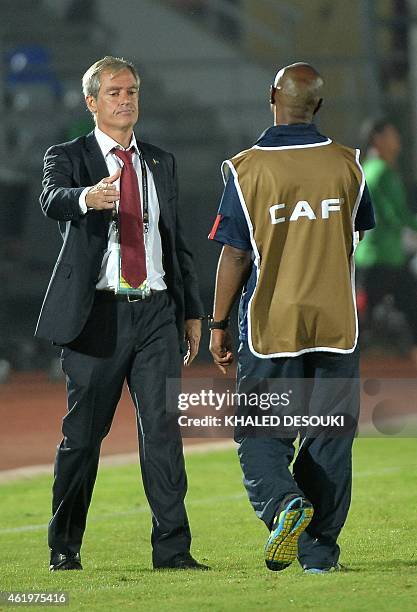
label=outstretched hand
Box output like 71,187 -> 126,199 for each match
85,169 -> 121,210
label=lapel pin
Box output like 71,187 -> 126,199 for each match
152,158 -> 159,165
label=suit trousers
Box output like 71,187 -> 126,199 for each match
48,290 -> 190,566
236,341 -> 360,569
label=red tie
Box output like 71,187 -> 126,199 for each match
114,148 -> 147,288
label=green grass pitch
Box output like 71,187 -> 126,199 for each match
0,438 -> 416,611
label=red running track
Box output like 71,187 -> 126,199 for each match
0,359 -> 415,471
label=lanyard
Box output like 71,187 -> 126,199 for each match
138,150 -> 149,233
112,148 -> 149,234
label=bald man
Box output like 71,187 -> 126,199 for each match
209,63 -> 375,573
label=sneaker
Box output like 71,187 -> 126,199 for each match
265,496 -> 314,572
304,563 -> 345,574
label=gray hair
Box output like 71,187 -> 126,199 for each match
82,56 -> 140,98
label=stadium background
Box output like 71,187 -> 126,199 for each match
0,0 -> 416,464
0,0 -> 417,612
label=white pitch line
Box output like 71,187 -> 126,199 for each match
0,492 -> 245,535
0,440 -> 236,484
354,464 -> 413,478
0,463 -> 413,536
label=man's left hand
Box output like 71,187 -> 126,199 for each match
209,329 -> 234,374
184,319 -> 202,366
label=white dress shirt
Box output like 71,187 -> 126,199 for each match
79,126 -> 166,291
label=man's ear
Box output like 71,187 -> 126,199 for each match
85,95 -> 97,115
270,85 -> 276,105
313,98 -> 323,115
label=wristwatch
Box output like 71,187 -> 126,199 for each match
208,316 -> 230,331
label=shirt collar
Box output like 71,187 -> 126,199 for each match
94,126 -> 139,157
254,123 -> 328,147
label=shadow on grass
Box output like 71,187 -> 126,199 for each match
96,566 -> 212,574
84,558 -> 417,577
353,559 -> 417,571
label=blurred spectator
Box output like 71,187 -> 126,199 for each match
356,117 -> 417,361
218,0 -> 241,41
66,0 -> 97,23
172,0 -> 241,41
42,0 -> 97,24
173,0 -> 204,10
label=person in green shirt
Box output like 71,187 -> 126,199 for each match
356,118 -> 417,358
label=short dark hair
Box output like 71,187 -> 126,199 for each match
360,117 -> 393,151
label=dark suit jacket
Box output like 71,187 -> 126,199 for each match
35,131 -> 204,346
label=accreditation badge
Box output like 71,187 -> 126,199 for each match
115,242 -> 151,297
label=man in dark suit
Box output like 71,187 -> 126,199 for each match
36,56 -> 207,572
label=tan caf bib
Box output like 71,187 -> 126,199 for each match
223,140 -> 365,357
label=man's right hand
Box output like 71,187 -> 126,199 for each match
85,169 -> 121,210
210,329 -> 234,374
